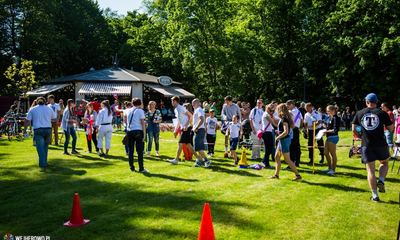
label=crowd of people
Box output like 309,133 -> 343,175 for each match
20,92 -> 398,202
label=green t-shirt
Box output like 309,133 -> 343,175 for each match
210,105 -> 218,116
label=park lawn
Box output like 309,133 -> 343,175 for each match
0,130 -> 399,240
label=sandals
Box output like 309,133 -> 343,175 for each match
268,175 -> 279,179
292,175 -> 302,181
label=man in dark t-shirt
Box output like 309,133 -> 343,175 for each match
352,93 -> 394,203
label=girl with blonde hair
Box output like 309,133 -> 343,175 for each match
268,103 -> 302,180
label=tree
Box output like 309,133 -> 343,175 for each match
324,0 -> 400,108
4,60 -> 36,97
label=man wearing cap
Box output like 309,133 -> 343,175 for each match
352,93 -> 393,202
287,100 -> 303,167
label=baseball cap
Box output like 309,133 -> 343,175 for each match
365,93 -> 378,102
286,100 -> 295,105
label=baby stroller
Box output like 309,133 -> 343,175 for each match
349,135 -> 362,158
349,126 -> 362,158
239,119 -> 253,150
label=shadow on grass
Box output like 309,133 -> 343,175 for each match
0,139 -> 11,146
338,164 -> 365,171
301,180 -> 366,192
209,165 -> 262,177
49,158 -> 113,169
41,165 -> 87,176
0,177 -> 257,239
142,173 -> 199,182
74,154 -> 110,161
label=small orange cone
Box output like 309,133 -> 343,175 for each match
198,203 -> 215,240
63,193 -> 90,227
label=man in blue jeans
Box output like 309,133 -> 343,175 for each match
192,98 -> 211,168
24,97 -> 57,167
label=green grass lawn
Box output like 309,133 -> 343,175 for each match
1,130 -> 399,239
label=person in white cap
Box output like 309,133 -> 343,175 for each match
352,93 -> 393,202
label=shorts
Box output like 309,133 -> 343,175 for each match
116,116 -> 122,125
326,135 -> 339,144
361,146 -> 390,163
230,137 -> 239,151
384,130 -> 394,146
179,126 -> 193,144
278,137 -> 291,154
194,128 -> 206,151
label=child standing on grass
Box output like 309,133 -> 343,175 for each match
226,114 -> 243,165
205,109 -> 217,157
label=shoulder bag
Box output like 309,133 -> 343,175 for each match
122,108 -> 137,145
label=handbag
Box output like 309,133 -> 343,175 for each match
122,108 -> 137,145
256,123 -> 271,139
122,135 -> 129,145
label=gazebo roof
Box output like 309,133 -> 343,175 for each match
43,67 -> 182,85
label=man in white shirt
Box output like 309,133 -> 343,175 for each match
192,98 -> 211,168
126,98 -> 148,173
167,96 -> 200,165
287,100 -> 304,167
24,97 -> 57,167
250,99 -> 264,159
304,102 -> 324,164
47,95 -> 61,145
221,95 -> 241,158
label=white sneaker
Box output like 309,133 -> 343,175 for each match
156,151 -> 160,156
193,159 -> 202,167
167,159 -> 178,165
322,168 -> 331,172
147,152 -> 151,157
140,169 -> 149,173
327,170 -> 336,174
204,160 -> 212,168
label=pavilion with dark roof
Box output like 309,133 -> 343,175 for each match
26,67 -> 195,105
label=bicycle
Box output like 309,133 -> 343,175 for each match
0,113 -> 26,141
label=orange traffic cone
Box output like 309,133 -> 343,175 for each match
63,193 -> 90,227
198,203 -> 215,240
